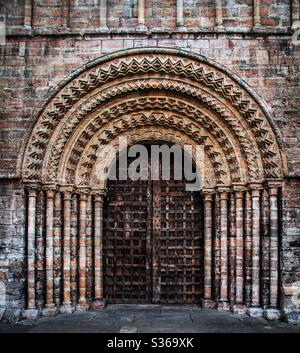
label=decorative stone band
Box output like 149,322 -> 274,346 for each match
23,181 -> 282,319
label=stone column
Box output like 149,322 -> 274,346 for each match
176,0 -> 186,31
60,186 -> 74,314
136,0 -> 147,31
43,186 -> 58,316
253,0 -> 262,29
24,0 -> 32,29
60,0 -> 70,30
202,189 -> 216,308
76,189 -> 89,310
23,185 -> 39,320
245,190 -> 252,307
218,187 -> 230,310
98,0 -> 109,31
215,0 -> 223,29
247,183 -> 263,317
292,0 -> 300,30
53,191 -> 62,307
233,185 -> 246,314
91,189 -> 107,309
265,181 -> 281,320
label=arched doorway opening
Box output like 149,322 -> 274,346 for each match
103,143 -> 204,304
20,48 -> 285,319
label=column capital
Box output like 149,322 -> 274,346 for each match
203,188 -> 216,201
266,180 -> 282,195
232,183 -> 246,198
60,184 -> 74,193
24,181 -> 41,191
217,186 -> 231,200
92,188 -> 108,202
248,182 -> 263,197
44,184 -> 57,199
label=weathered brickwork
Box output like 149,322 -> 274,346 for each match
0,0 -> 299,324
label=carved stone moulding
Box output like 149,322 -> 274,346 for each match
21,48 -> 285,188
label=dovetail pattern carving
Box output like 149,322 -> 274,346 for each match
23,51 -> 283,186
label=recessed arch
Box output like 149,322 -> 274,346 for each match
21,47 -> 285,185
21,48 -> 285,317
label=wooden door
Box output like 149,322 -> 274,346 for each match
103,145 -> 204,304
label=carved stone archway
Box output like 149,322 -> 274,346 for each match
21,48 -> 285,320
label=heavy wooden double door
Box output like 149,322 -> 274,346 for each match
103,147 -> 204,304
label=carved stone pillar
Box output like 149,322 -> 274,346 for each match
23,185 -> 39,319
229,192 -> 236,306
136,0 -> 147,31
91,189 -> 107,309
53,191 -> 62,307
176,0 -> 186,31
98,0 -> 109,31
70,193 -> 78,305
232,185 -> 246,314
253,0 -> 261,29
265,181 -> 281,320
245,190 -> 252,307
292,0 -> 300,30
43,185 -> 58,316
217,187 -> 230,310
60,186 -> 74,314
215,0 -> 224,29
86,194 -> 93,301
202,189 -> 215,308
76,189 -> 89,310
247,183 -> 263,317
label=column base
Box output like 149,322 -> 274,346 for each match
42,305 -> 58,317
76,301 -> 90,311
96,26 -> 109,33
247,307 -> 264,318
176,25 -> 187,32
90,299 -> 106,310
282,310 -> 300,324
59,303 -> 75,314
217,300 -> 231,311
135,24 -> 148,32
264,308 -> 281,321
201,298 -> 216,309
22,308 -> 40,320
232,304 -> 247,315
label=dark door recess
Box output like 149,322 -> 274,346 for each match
103,144 -> 204,304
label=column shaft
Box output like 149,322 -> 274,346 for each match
292,0 -> 300,26
78,192 -> 88,308
27,189 -> 37,309
137,0 -> 147,30
176,0 -> 185,29
24,0 -> 32,28
235,189 -> 244,305
44,188 -> 56,314
253,0 -> 261,28
99,0 -> 108,30
219,189 -> 230,309
251,187 -> 261,308
215,0 -> 223,27
269,187 -> 279,308
203,191 -> 214,306
62,190 -> 72,307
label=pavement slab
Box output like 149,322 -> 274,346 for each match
1,305 -> 300,333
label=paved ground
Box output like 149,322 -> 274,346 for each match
1,305 -> 300,333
